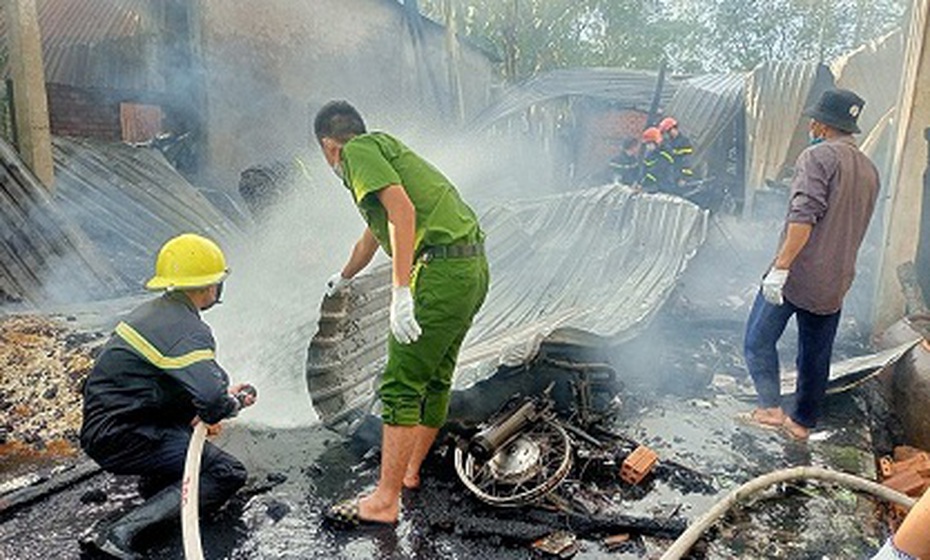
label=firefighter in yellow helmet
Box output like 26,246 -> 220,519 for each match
80,233 -> 257,559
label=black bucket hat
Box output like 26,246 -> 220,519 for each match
803,88 -> 865,134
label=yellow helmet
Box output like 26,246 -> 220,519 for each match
145,233 -> 229,291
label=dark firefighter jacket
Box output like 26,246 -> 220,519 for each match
641,147 -> 675,192
80,292 -> 239,451
608,151 -> 640,185
666,133 -> 695,181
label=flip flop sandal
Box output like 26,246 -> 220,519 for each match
735,411 -> 783,432
779,422 -> 809,443
323,498 -> 397,530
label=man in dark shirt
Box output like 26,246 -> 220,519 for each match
741,89 -> 879,441
81,233 -> 257,559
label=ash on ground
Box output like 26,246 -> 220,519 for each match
0,315 -> 105,474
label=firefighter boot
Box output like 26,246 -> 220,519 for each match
96,485 -> 181,560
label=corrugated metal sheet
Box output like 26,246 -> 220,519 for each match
0,137 -> 125,305
664,73 -> 745,162
830,30 -> 904,142
470,68 -> 680,130
307,185 -> 708,429
51,137 -> 241,288
0,0 -> 163,91
744,61 -> 834,215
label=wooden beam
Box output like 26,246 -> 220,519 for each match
4,0 -> 54,189
874,0 -> 930,333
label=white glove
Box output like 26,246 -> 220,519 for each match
390,286 -> 422,344
761,267 -> 789,306
325,272 -> 349,297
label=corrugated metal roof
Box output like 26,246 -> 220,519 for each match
0,0 -> 163,91
51,137 -> 242,288
470,68 -> 680,130
664,73 -> 745,161
743,61 -> 834,214
830,30 -> 904,143
307,185 -> 708,429
0,138 -> 125,305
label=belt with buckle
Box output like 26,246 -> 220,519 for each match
418,242 -> 484,263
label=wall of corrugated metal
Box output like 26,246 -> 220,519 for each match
51,136 -> 241,289
743,61 -> 834,216
830,29 -> 904,173
0,0 -> 163,91
307,185 -> 708,429
0,137 -> 125,305
665,73 -> 745,166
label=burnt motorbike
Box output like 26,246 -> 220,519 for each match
454,389 -> 575,507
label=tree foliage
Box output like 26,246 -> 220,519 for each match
420,0 -> 908,81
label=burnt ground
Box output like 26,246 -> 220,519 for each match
0,214 -> 901,559
0,331 -> 896,559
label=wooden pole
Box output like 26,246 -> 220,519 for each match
874,0 -> 930,333
4,0 -> 53,190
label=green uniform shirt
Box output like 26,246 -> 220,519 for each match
340,132 -> 482,256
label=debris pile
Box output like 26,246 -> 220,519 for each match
0,315 -> 104,458
880,445 -> 930,524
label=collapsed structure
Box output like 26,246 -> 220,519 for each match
0,1 -> 930,558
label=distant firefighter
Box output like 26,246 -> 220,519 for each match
659,116 -> 695,188
608,136 -> 641,186
639,126 -> 675,193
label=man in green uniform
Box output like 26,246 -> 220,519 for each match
313,101 -> 489,527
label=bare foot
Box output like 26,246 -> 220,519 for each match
402,473 -> 420,490
749,407 -> 786,427
357,493 -> 399,524
781,417 -> 810,441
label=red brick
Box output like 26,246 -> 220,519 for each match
620,445 -> 658,485
882,470 -> 928,497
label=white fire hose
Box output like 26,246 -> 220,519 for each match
181,385 -> 255,560
181,422 -> 207,560
659,466 -> 917,560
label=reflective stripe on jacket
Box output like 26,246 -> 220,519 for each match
80,292 -> 238,451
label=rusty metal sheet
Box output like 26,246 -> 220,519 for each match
307,185 -> 708,428
0,0 -> 162,91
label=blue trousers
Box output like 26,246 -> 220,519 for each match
743,291 -> 841,428
87,425 -> 246,510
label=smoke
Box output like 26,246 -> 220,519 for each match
205,116 -> 567,429
207,155 -> 363,428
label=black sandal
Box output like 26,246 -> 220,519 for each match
323,497 -> 397,530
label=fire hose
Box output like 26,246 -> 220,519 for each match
182,385 -> 256,560
659,465 -> 917,560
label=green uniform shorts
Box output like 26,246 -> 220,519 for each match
380,254 -> 489,427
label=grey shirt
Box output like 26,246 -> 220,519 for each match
781,135 -> 880,315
